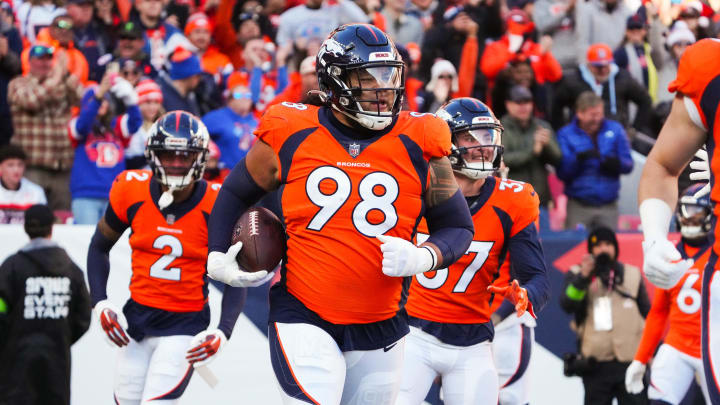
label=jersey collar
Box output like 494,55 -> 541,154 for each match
150,178 -> 208,224
465,176 -> 496,216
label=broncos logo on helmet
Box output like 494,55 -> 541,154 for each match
316,24 -> 405,131
436,98 -> 504,180
145,111 -> 210,193
677,182 -> 712,242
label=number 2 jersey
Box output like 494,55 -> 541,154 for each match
256,103 -> 451,325
634,242 -> 710,362
105,170 -> 220,313
405,176 -> 549,345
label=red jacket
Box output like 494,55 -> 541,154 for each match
480,36 -> 563,86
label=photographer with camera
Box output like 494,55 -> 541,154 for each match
560,226 -> 650,404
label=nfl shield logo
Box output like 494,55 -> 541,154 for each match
349,143 -> 361,157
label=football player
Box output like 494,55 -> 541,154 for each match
206,24 -> 475,404
86,111 -> 246,404
638,38 -> 720,402
626,183 -> 711,404
396,98 -> 549,405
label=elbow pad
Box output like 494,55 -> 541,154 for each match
425,190 -> 474,268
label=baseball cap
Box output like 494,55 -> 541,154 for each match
226,71 -> 249,90
118,21 -> 143,39
28,44 -> 54,59
506,9 -> 534,35
587,43 -> 613,66
24,205 -> 55,230
507,85 -> 533,103
626,14 -> 647,30
169,48 -> 203,80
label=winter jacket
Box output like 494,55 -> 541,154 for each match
556,118 -> 633,204
551,64 -> 652,133
480,36 -> 563,85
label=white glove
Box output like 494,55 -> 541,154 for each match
624,360 -> 646,394
94,299 -> 130,348
186,329 -> 227,367
689,147 -> 710,199
207,241 -> 275,287
377,234 -> 437,277
110,77 -> 138,106
642,238 -> 692,289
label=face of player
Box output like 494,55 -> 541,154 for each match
157,150 -> 198,178
454,129 -> 499,164
347,66 -> 401,114
0,158 -> 24,190
576,103 -> 604,135
591,240 -> 616,260
189,28 -> 211,52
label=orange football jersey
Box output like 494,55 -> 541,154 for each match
634,244 -> 709,362
108,170 -> 221,312
256,103 -> 451,324
406,177 -> 540,324
668,39 -> 720,254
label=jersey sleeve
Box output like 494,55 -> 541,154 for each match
106,170 -> 148,232
508,181 -> 541,237
668,39 -> 720,130
422,115 -> 452,160
253,104 -> 292,151
634,287 -> 671,363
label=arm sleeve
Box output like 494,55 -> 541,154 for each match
116,105 -> 143,144
634,288 -> 670,363
494,297 -> 517,321
424,190 -> 474,268
454,36 -> 479,98
275,65 -> 289,94
535,49 -> 563,83
250,68 -> 263,104
86,225 -> 119,306
217,285 -> 247,338
70,264 -> 92,343
74,91 -> 102,139
616,127 -> 634,174
508,223 -> 550,314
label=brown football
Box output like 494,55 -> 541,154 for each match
230,207 -> 286,273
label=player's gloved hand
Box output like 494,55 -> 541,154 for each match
689,147 -> 710,199
186,329 -> 227,367
110,77 -> 139,106
642,238 -> 692,289
94,300 -> 130,348
207,241 -> 275,287
377,234 -> 436,277
487,280 -> 529,317
624,360 -> 646,394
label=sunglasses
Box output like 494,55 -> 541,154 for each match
29,45 -> 54,58
232,91 -> 252,99
54,20 -> 73,30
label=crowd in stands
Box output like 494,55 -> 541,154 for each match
0,0 -> 715,227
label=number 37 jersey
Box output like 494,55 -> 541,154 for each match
256,103 -> 451,324
107,170 -> 220,312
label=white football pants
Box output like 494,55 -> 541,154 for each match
649,344 -> 709,404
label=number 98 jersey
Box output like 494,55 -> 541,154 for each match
256,103 -> 451,324
107,170 -> 220,312
406,177 -> 540,325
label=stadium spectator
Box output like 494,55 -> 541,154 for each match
220,11 -> 263,69
66,0 -> 110,83
8,45 -> 84,212
533,0 -> 579,72
575,0 -> 633,63
676,1 -> 712,41
0,204 -> 91,405
480,9 -> 563,92
111,21 -> 156,79
653,21 -> 695,106
22,14 -> 90,84
274,0 -> 368,47
613,13 -> 658,103
159,48 -> 203,115
501,85 -> 561,211
125,78 -> 163,169
560,226 -> 649,404
490,58 -> 551,120
556,92 -> 633,230
551,43 -> 653,135
267,55 -> 319,108
202,72 -> 258,171
0,7 -> 23,145
419,59 -> 459,113
67,74 -> 140,224
92,0 -> 121,35
406,0 -> 436,29
237,36 -> 289,113
186,13 -> 233,82
130,0 -> 190,71
381,0 -> 424,46
0,145 -> 46,224
15,0 -> 64,45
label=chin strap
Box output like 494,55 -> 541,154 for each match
158,186 -> 177,210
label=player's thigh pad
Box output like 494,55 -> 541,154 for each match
441,340 -> 498,405
114,338 -> 154,403
649,344 -> 697,404
141,335 -> 194,403
340,336 -> 405,405
270,322 -> 346,405
397,327 -> 442,405
494,324 -> 533,405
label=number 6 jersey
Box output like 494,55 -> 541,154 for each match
256,103 -> 451,325
106,170 -> 220,312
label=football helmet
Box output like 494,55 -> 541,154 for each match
316,24 -> 404,130
676,182 -> 712,242
145,111 -> 210,191
436,98 -> 504,180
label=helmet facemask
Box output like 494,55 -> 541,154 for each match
449,127 -> 504,180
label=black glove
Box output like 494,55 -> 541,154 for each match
576,149 -> 599,161
600,156 -> 621,174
